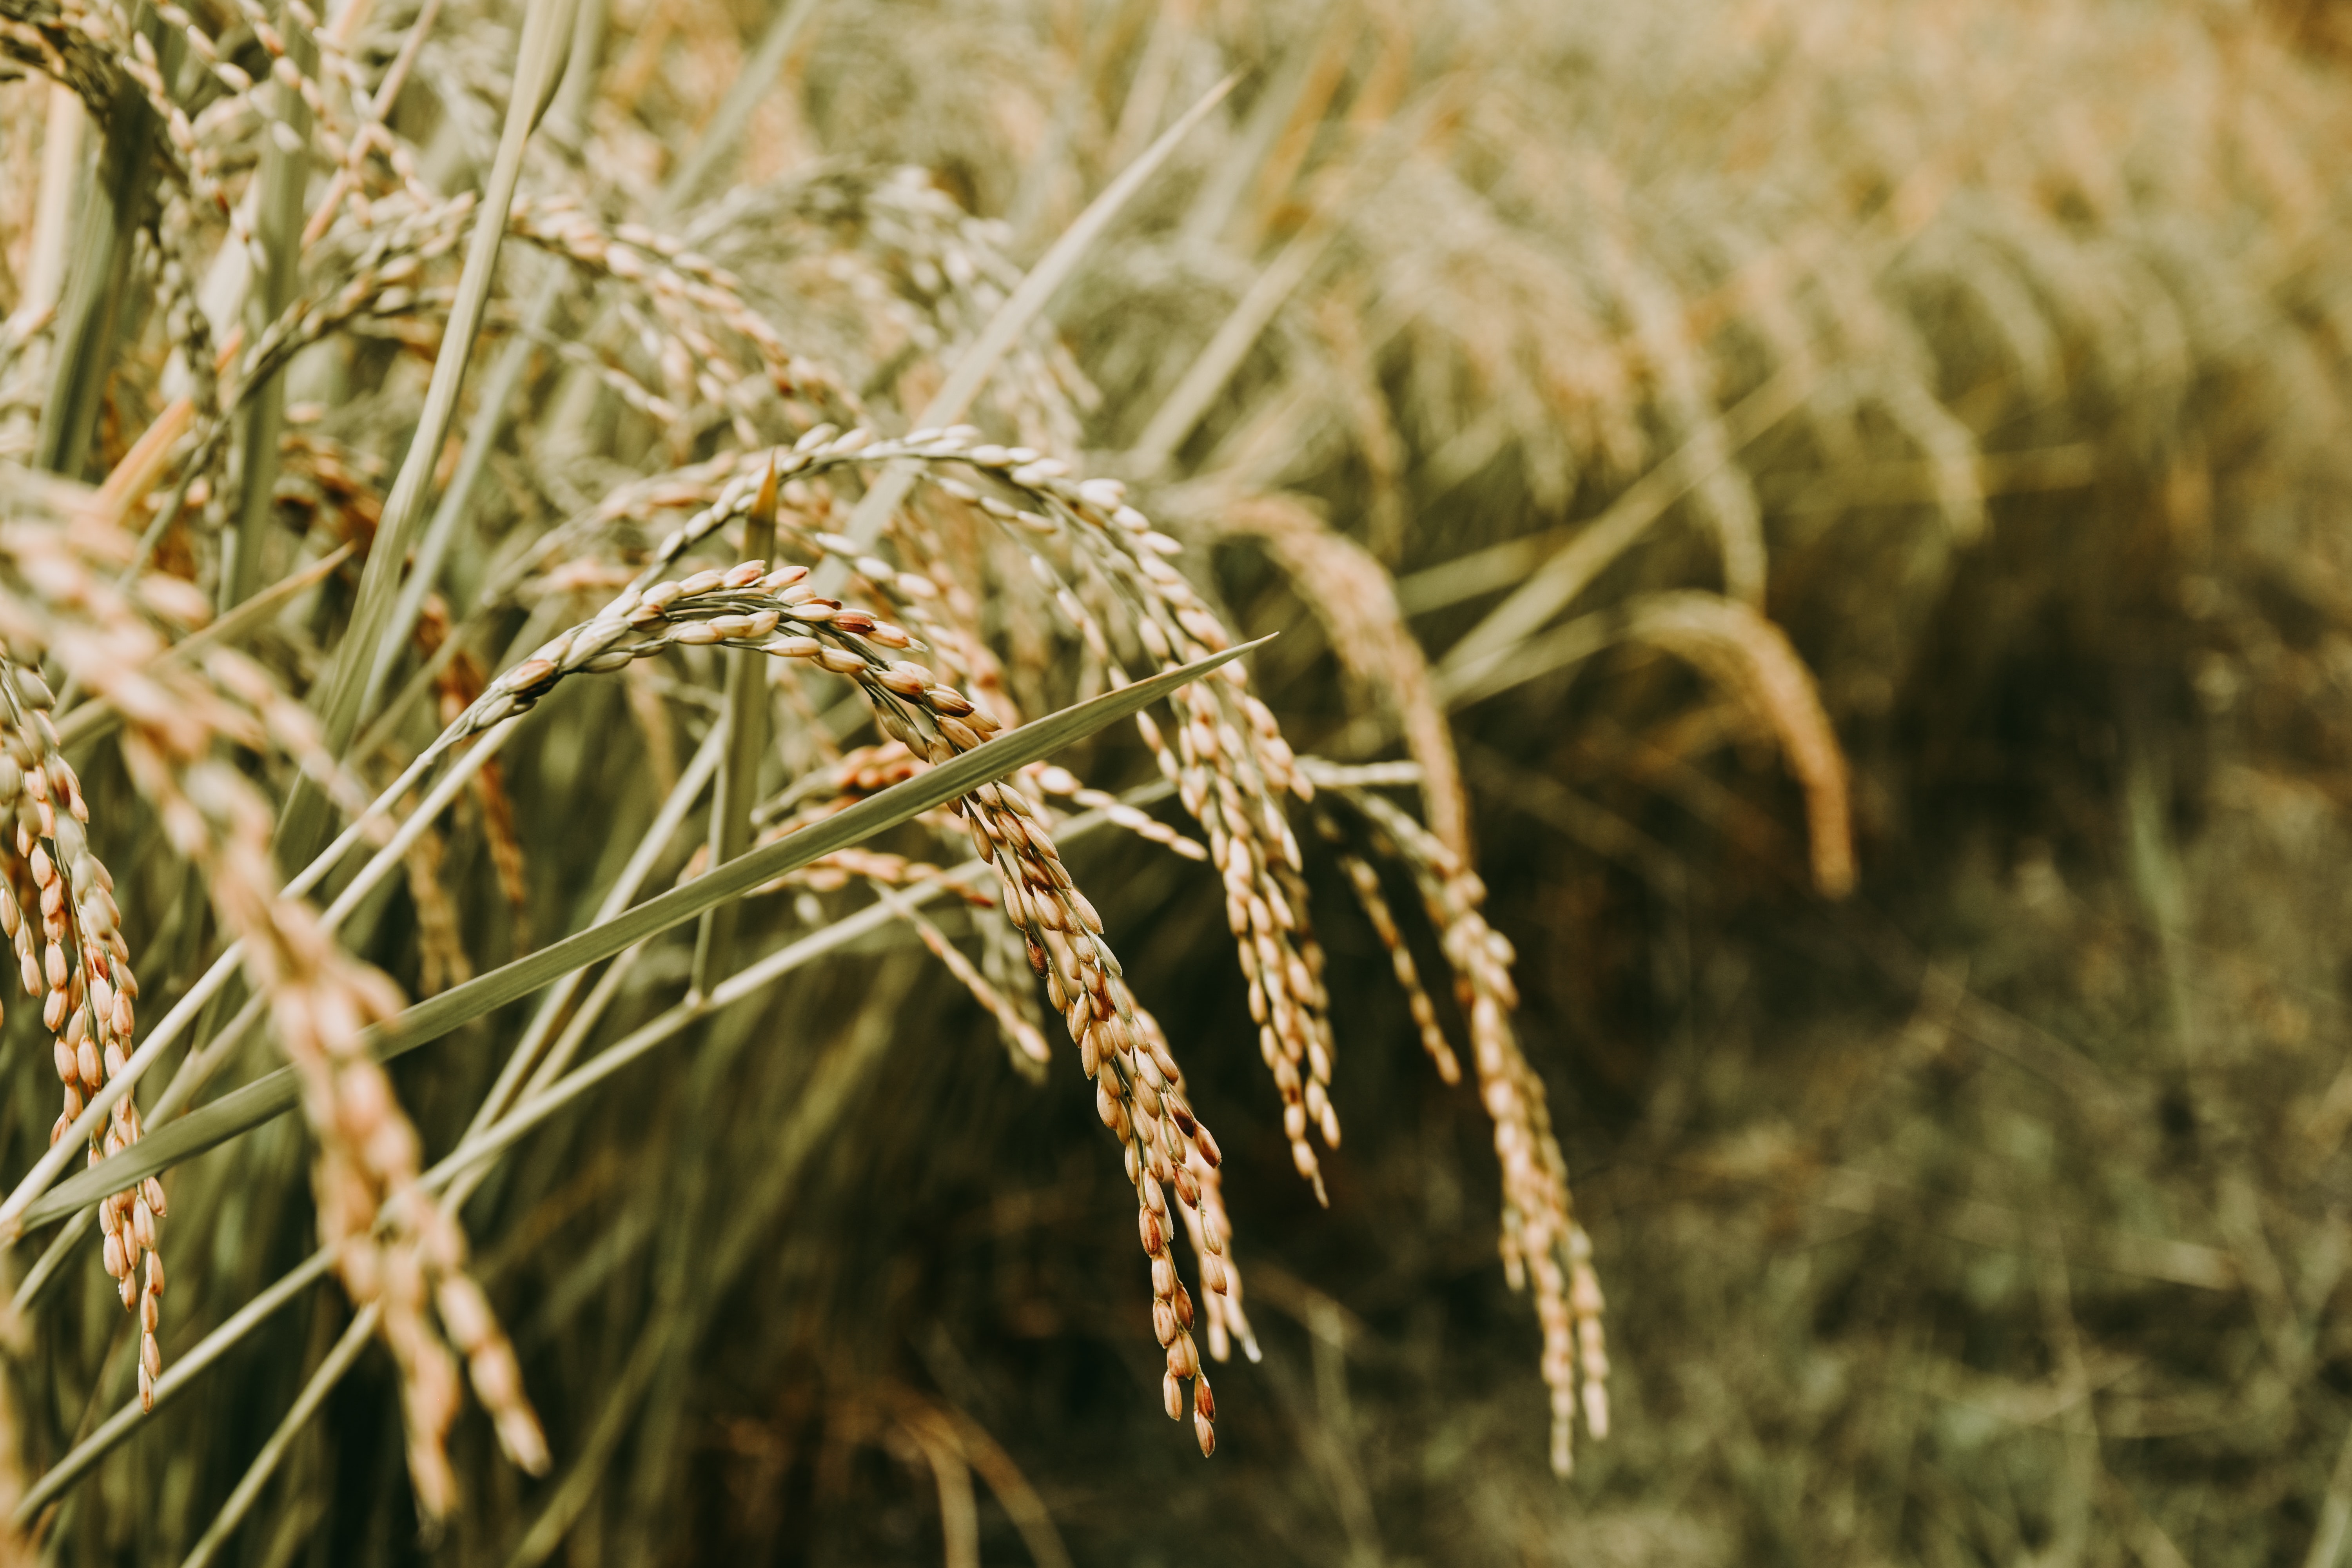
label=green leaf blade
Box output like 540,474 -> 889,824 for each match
20,637 -> 1267,1230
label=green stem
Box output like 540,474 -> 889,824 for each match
34,5 -> 165,478
221,2 -> 314,611
690,466 -> 777,992
272,0 -> 579,871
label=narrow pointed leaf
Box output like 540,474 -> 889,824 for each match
20,637 -> 1267,1229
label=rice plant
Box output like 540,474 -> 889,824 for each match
1,0 -> 2349,1561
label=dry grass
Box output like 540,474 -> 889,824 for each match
0,0 -> 2349,1561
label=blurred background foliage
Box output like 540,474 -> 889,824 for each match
9,0 -> 2352,1562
